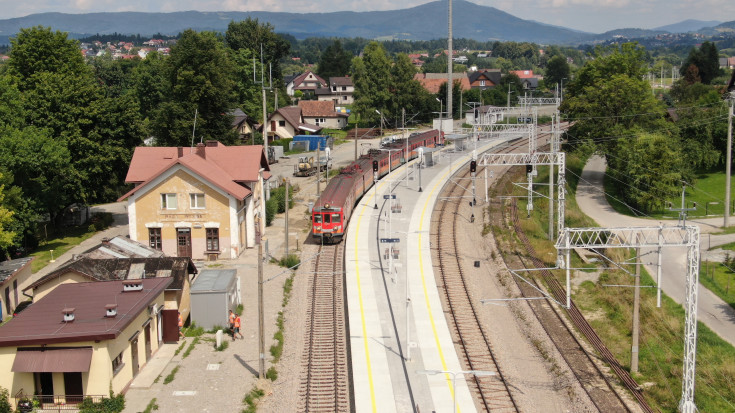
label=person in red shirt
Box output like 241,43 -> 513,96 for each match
233,313 -> 243,341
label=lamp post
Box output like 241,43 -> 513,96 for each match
417,369 -> 497,413
435,98 -> 443,135
375,109 -> 383,137
507,85 -> 515,108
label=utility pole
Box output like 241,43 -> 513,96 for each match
285,179 -> 289,256
447,0 -> 453,132
262,87 -> 269,159
631,240 -> 641,374
258,241 -> 265,379
726,98 -> 733,227
317,145 -> 321,196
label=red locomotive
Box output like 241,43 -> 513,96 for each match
312,129 -> 444,243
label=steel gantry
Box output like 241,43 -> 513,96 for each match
479,151 -> 566,236
518,97 -> 561,107
555,225 -> 701,413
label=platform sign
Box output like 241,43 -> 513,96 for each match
383,194 -> 397,199
517,117 -> 533,123
380,238 -> 400,243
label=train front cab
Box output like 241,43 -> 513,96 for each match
312,206 -> 345,243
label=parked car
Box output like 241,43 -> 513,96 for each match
13,301 -> 32,316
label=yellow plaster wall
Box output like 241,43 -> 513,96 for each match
32,273 -> 92,301
133,169 -> 235,260
0,292 -> 165,407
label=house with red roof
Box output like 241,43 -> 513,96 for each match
0,257 -> 34,321
266,106 -> 322,140
414,73 -> 472,94
285,70 -> 327,98
118,141 -> 270,260
0,278 -> 171,410
298,100 -> 349,129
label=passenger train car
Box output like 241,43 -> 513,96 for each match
312,129 -> 444,243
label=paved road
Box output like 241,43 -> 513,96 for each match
576,156 -> 735,346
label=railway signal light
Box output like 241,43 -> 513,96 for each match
372,160 -> 379,172
470,160 -> 477,173
526,164 -> 533,174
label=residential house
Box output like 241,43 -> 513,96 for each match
510,70 -> 540,90
0,278 -> 172,410
23,253 -> 197,325
230,108 -> 259,143
0,258 -> 34,321
118,141 -> 270,260
465,105 -> 505,125
266,106 -> 322,140
467,69 -> 502,90
720,57 -> 735,69
285,71 -> 327,97
414,73 -> 472,94
315,76 -> 355,105
298,100 -> 349,129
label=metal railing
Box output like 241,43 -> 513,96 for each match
14,391 -> 106,412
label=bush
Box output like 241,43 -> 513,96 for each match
266,366 -> 278,381
78,391 -> 125,413
89,212 -> 114,232
0,387 -> 11,413
278,254 -> 300,269
266,196 -> 278,226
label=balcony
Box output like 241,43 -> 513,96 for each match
14,391 -> 106,412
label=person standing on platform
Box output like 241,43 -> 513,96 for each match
178,312 -> 185,339
228,310 -> 236,337
233,313 -> 243,340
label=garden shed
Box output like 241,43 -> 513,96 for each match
190,269 -> 241,330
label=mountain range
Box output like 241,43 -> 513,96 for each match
0,0 -> 732,46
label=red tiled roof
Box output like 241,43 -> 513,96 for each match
510,70 -> 535,79
119,142 -> 270,201
298,100 -> 347,118
292,71 -> 327,89
0,278 -> 172,346
329,76 -> 353,87
276,106 -> 303,129
413,73 -> 471,94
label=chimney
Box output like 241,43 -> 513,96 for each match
62,308 -> 76,322
205,140 -> 219,147
195,143 -> 205,158
101,238 -> 110,246
177,147 -> 184,158
122,280 -> 144,292
105,304 -> 118,318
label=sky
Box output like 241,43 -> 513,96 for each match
0,0 -> 732,34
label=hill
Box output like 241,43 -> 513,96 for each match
0,0 -> 591,45
654,19 -> 722,33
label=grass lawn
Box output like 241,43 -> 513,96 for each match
506,151 -> 735,411
29,225 -> 99,273
604,167 -> 734,219
700,260 -> 735,311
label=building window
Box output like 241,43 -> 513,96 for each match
149,228 -> 162,250
342,86 -> 347,91
190,193 -> 205,209
206,228 -> 219,251
480,80 -> 486,87
332,86 -> 337,92
161,193 -> 177,210
279,120 -> 286,127
112,352 -> 124,375
343,95 -> 348,101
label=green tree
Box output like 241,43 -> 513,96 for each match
0,386 -> 11,413
680,41 -> 720,85
390,53 -> 434,123
352,42 -> 393,126
317,40 -> 353,80
152,30 -> 238,146
544,55 -> 570,91
225,18 -> 291,81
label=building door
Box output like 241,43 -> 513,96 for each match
144,323 -> 152,362
130,338 -> 139,377
36,372 -> 54,404
63,372 -> 83,403
161,309 -> 180,343
177,228 -> 192,258
4,287 -> 9,316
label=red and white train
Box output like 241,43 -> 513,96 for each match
312,129 -> 444,243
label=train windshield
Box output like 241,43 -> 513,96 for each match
324,214 -> 331,224
331,213 -> 341,223
313,214 -> 322,223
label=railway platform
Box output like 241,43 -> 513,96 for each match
345,135 -> 517,413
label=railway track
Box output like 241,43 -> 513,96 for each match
432,153 -> 520,412
298,243 -> 351,412
489,155 -> 654,412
